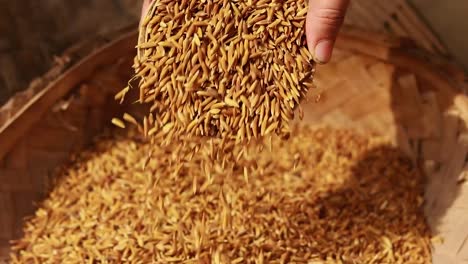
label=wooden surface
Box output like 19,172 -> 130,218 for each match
0,0 -> 140,105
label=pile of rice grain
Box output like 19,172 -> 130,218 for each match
11,126 -> 431,263
116,0 -> 315,144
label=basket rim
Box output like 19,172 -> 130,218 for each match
0,27 -> 466,161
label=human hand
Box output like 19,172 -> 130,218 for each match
306,0 -> 350,64
141,0 -> 153,21
141,0 -> 349,64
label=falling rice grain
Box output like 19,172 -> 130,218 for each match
123,0 -> 316,150
111,118 -> 125,129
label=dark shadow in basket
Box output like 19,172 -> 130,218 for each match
301,145 -> 432,262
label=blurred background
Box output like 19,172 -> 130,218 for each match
410,0 -> 468,68
0,0 -> 466,105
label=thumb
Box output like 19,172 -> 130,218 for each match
141,0 -> 153,20
306,0 -> 350,64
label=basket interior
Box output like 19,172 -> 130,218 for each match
0,30 -> 467,262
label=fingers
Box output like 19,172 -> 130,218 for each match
141,0 -> 153,20
306,0 -> 350,64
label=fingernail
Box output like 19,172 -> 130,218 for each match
314,40 -> 333,64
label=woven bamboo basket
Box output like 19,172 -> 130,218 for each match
0,26 -> 467,263
344,0 -> 448,56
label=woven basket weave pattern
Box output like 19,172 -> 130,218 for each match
345,0 -> 447,55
